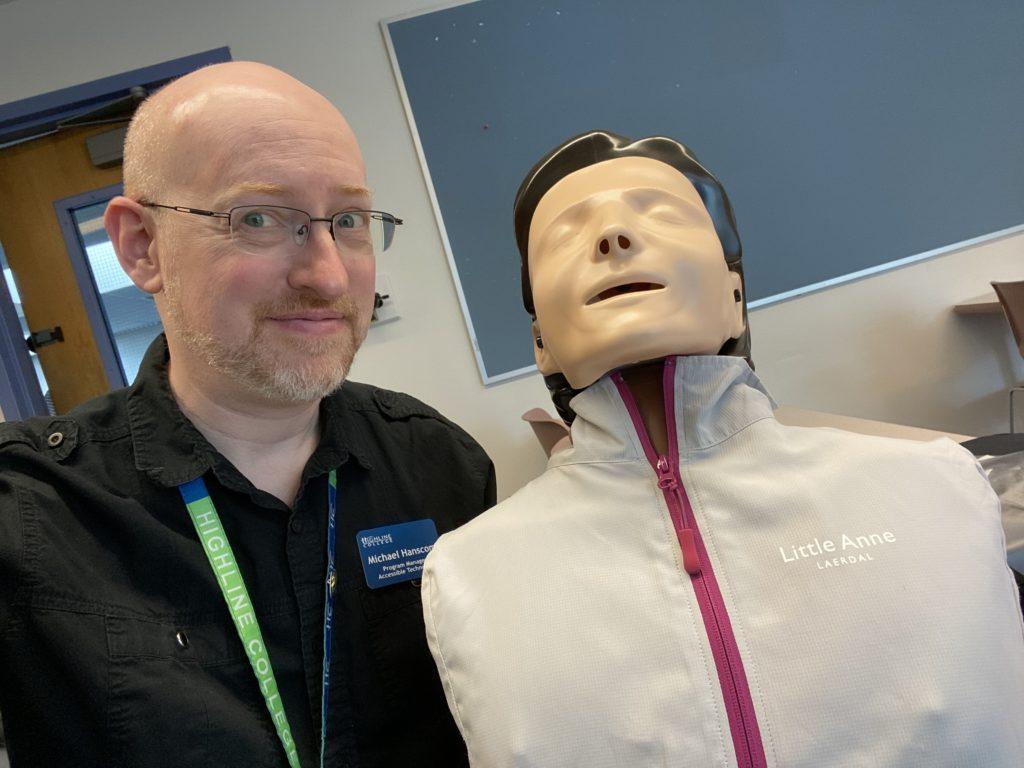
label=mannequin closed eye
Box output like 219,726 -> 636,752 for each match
586,282 -> 665,305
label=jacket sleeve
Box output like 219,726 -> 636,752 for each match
0,450 -> 27,635
421,551 -> 472,756
0,422 -> 51,635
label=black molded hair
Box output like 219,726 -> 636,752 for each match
512,130 -> 752,423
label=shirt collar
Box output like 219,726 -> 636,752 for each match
126,334 -> 371,489
549,355 -> 778,468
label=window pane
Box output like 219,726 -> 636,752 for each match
0,242 -> 54,414
72,201 -> 163,384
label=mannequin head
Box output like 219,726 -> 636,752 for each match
513,131 -> 751,419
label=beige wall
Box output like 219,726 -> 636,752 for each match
1,0 -> 1021,498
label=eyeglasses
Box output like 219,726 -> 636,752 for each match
139,202 -> 403,256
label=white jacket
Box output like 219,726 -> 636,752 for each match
422,355 -> 1024,767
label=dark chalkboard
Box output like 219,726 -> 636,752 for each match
384,0 -> 1024,382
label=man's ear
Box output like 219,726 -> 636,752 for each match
104,196 -> 163,294
531,319 -> 561,375
728,271 -> 746,339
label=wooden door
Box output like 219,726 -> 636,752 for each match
0,125 -> 124,413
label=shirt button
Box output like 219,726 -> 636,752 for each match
175,630 -> 190,649
290,517 -> 304,534
47,431 -> 64,447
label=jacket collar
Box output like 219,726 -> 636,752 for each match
550,355 -> 777,468
126,334 -> 371,489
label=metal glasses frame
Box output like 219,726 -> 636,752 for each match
138,201 -> 404,251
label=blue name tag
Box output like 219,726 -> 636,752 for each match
356,519 -> 439,589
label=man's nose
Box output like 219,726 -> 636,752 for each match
287,224 -> 351,298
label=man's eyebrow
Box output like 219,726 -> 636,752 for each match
231,182 -> 289,196
333,184 -> 373,200
219,182 -> 374,201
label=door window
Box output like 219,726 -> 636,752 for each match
71,200 -> 163,385
1,244 -> 55,414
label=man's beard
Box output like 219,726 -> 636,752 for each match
162,275 -> 369,403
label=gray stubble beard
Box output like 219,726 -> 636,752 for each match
161,274 -> 369,403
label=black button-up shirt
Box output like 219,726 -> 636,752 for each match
0,336 -> 494,768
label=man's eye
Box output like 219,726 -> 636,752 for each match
336,212 -> 367,229
240,210 -> 283,228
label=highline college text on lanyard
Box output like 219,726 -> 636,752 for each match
178,469 -> 338,768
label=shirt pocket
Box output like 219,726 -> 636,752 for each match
357,578 -> 422,621
105,613 -> 280,768
352,580 -> 465,762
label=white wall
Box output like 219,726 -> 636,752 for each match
1,0 -> 1021,498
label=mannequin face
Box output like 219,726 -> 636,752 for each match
527,156 -> 745,389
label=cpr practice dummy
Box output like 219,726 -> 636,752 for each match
421,131 -> 1024,767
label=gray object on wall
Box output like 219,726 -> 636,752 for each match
86,126 -> 128,168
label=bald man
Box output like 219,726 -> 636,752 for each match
0,62 -> 494,768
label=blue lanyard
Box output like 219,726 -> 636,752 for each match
321,470 -> 338,767
179,469 -> 338,768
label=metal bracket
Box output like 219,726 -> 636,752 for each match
372,292 -> 391,322
25,326 -> 64,353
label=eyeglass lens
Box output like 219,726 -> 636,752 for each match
228,206 -> 396,255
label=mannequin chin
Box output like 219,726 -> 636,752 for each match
527,156 -> 744,390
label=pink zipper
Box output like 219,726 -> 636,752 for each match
612,358 -> 767,768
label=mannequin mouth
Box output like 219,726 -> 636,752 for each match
586,282 -> 665,305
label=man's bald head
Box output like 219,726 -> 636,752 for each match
123,61 -> 363,202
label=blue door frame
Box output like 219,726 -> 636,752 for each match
0,48 -> 231,147
0,47 -> 231,420
54,183 -> 130,389
0,262 -> 48,419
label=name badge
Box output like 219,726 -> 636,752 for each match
356,519 -> 439,589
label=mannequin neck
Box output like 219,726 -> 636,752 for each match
619,360 -> 669,457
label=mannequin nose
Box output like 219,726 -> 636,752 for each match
597,232 -> 633,256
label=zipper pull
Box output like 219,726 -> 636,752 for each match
679,529 -> 701,576
656,457 -> 702,575
655,457 -> 676,490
